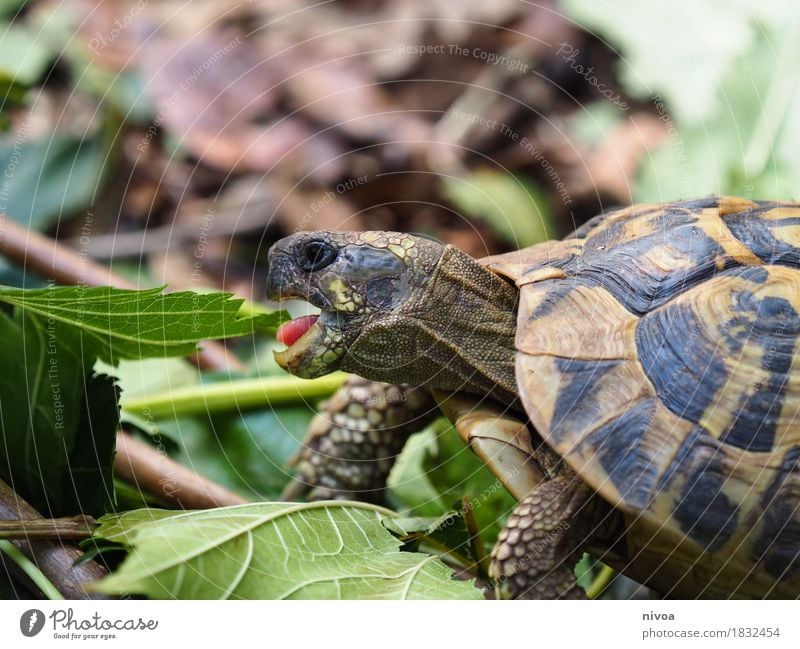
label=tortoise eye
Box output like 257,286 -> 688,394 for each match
299,240 -> 337,272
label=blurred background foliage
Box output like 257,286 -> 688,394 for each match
0,0 -> 798,596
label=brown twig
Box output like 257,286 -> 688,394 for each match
0,478 -> 107,599
115,433 -> 247,509
0,515 -> 96,540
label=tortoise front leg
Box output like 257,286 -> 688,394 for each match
491,468 -> 603,599
433,390 -> 597,599
281,376 -> 437,503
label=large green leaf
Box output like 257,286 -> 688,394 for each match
0,285 -> 286,515
0,310 -> 118,515
0,285 -> 288,363
92,503 -> 483,599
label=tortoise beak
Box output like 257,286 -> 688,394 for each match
265,249 -> 295,302
265,247 -> 330,310
266,241 -> 344,378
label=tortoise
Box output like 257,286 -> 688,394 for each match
265,196 -> 800,599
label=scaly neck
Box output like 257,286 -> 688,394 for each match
345,245 -> 519,405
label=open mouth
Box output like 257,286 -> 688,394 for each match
276,313 -> 320,347
272,306 -> 343,377
273,308 -> 323,372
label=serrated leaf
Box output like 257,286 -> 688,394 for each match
443,171 -> 552,247
92,502 -> 483,600
0,285 -> 289,363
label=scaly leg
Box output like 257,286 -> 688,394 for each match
282,376 -> 436,503
491,468 -> 603,599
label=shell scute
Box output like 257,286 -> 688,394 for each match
507,197 -> 800,594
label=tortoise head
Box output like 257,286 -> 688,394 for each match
266,231 -> 445,379
266,230 -> 519,403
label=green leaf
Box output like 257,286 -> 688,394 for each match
0,285 -> 286,514
92,503 -> 483,599
562,0 -> 800,201
443,171 -> 552,247
0,285 -> 289,363
574,553 -> 595,589
158,405 -> 308,500
389,423 -> 516,546
423,424 -> 516,546
383,509 -> 479,569
388,428 -> 450,515
0,0 -> 25,18
0,310 -> 118,515
67,373 -> 119,515
0,24 -> 53,85
0,131 -> 110,229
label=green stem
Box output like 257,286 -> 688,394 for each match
0,540 -> 64,600
586,564 -> 616,599
122,372 -> 348,419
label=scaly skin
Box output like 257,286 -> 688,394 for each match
266,231 -> 605,599
282,376 -> 437,503
491,470 -> 597,599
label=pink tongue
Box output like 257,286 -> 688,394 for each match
276,314 -> 319,346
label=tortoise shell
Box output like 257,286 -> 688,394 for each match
483,196 -> 800,597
